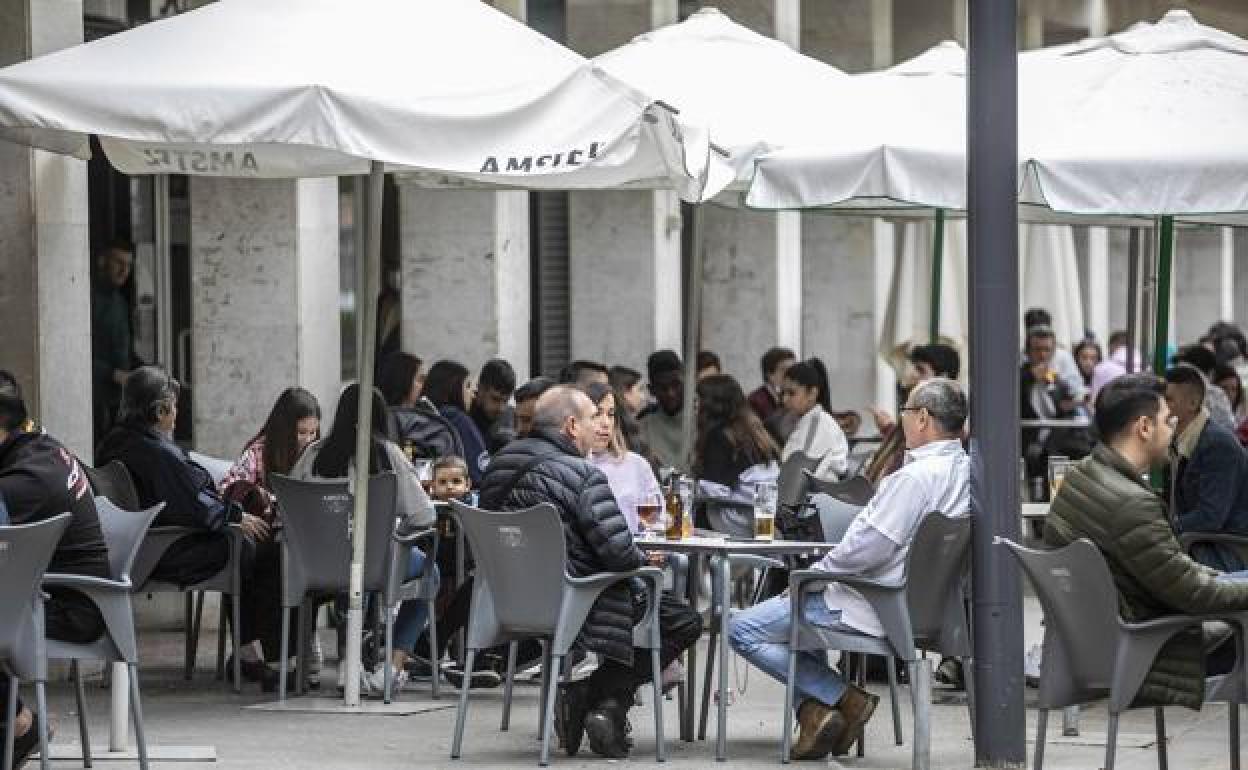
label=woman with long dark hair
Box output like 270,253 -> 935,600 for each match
423,360 -> 490,482
781,358 -> 849,481
220,387 -> 322,519
694,374 -> 779,489
291,383 -> 437,695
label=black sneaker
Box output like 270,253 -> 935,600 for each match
442,665 -> 502,689
554,681 -> 592,756
403,653 -> 437,679
584,698 -> 631,759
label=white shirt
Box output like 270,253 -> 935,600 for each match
782,405 -> 849,481
814,438 -> 970,636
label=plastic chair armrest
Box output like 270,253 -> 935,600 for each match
1178,532 -> 1248,552
566,565 -> 664,593
393,526 -> 437,546
695,495 -> 754,512
789,567 -> 903,596
42,572 -> 133,594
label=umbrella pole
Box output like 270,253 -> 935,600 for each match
967,0 -> 1026,762
1152,216 -> 1175,375
929,208 -> 946,343
1126,228 -> 1140,373
344,160 -> 385,708
679,203 -> 705,471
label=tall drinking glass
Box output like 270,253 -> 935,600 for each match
754,481 -> 778,541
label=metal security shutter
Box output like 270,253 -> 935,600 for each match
530,191 -> 570,378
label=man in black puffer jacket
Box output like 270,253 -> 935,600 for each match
480,385 -> 701,759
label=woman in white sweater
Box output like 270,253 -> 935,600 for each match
780,358 -> 849,481
585,382 -> 662,533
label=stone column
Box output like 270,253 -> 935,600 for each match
397,0 -> 531,377
563,0 -> 681,373
795,0 -> 881,411
0,0 -> 92,457
189,178 -> 341,458
698,0 -> 803,382
397,188 -> 531,375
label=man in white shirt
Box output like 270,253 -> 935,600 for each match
728,378 -> 970,760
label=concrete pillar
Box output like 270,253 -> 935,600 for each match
564,0 -> 680,373
398,189 -> 531,375
0,0 -> 92,458
397,0 -> 531,378
698,0 -> 803,382
189,178 -> 341,458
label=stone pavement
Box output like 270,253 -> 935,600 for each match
25,622 -> 1244,770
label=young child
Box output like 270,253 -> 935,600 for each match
431,455 -> 472,503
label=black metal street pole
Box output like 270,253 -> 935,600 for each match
968,0 -> 1027,766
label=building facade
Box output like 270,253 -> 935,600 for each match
2,0 -> 1246,464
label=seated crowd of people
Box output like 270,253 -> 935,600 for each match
8,315 -> 1248,763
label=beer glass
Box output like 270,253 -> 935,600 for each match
1047,456 -> 1073,501
754,481 -> 778,541
636,492 -> 663,537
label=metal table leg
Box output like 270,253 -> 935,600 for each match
716,554 -> 731,761
682,552 -> 701,742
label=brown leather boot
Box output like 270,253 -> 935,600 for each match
790,698 -> 846,760
831,683 -> 879,756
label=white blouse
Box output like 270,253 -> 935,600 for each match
782,405 -> 849,481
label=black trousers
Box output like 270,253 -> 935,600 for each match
154,532 -> 285,661
585,594 -> 702,703
1,589 -> 105,744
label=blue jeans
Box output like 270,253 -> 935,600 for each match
393,549 -> 439,653
728,593 -> 855,708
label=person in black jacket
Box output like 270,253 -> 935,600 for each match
0,370 -> 111,763
1164,365 -> 1248,570
95,367 -> 285,691
479,385 -> 702,759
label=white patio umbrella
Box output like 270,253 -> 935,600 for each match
749,10 -> 1248,373
595,8 -> 849,187
594,8 -> 851,458
0,0 -> 729,707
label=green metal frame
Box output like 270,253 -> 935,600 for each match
1152,216 -> 1175,375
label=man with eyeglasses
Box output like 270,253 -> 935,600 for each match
728,378 -> 970,760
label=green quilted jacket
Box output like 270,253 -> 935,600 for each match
1044,444 -> 1248,709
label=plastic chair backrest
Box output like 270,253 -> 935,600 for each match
804,471 -> 874,506
904,513 -> 972,654
777,452 -> 819,511
187,451 -> 232,488
806,493 -> 862,543
94,497 -> 164,583
85,461 -> 140,512
451,501 -> 567,637
705,500 -> 754,539
269,473 -> 398,596
1001,538 -> 1118,690
0,515 -> 71,665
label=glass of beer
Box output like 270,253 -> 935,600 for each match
636,492 -> 663,537
754,481 -> 778,541
1047,456 -> 1072,501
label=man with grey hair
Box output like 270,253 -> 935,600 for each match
728,378 -> 970,760
479,385 -> 702,759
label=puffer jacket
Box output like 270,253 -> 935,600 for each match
1045,443 -> 1248,709
479,429 -> 644,665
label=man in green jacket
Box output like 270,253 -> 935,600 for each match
1045,373 -> 1248,709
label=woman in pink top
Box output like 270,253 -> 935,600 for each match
585,382 -> 661,534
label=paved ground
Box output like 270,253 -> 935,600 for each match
25,619 -> 1245,770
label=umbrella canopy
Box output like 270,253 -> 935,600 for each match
1020,9 -> 1248,220
746,10 -> 1248,225
0,0 -> 730,200
594,7 -> 849,187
